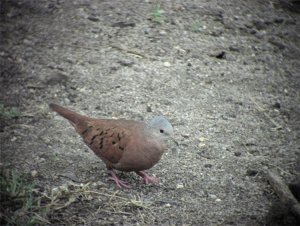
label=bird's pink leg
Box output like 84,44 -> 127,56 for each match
109,170 -> 130,189
136,171 -> 160,184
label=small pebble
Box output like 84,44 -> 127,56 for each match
246,169 -> 258,177
204,163 -> 213,168
209,194 -> 217,199
198,137 -> 206,142
118,59 -> 134,67
273,102 -> 281,109
234,151 -> 242,157
176,183 -> 184,189
198,143 -> 206,147
146,105 -> 152,112
31,170 -> 38,177
164,62 -> 171,67
87,16 -> 100,22
181,133 -> 190,138
23,39 -> 32,45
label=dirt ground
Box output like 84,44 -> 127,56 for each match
1,0 -> 300,225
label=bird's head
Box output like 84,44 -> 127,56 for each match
146,116 -> 173,139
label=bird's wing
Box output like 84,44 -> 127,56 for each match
78,120 -> 135,167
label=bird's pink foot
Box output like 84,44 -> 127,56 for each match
109,170 -> 130,189
136,171 -> 160,184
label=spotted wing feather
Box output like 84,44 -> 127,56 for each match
76,120 -> 132,169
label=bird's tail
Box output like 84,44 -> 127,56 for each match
49,103 -> 88,125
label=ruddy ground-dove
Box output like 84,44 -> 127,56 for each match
49,103 -> 173,188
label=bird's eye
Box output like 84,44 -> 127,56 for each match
160,129 -> 164,133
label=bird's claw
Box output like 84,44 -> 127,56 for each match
136,171 -> 160,184
143,175 -> 160,184
109,170 -> 130,189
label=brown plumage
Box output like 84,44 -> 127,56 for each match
49,103 -> 173,188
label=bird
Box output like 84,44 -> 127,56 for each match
49,103 -> 173,188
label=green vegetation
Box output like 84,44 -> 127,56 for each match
152,4 -> 164,23
0,104 -> 22,119
191,22 -> 203,33
0,170 -> 154,225
0,170 -> 49,225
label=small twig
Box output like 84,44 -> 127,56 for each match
31,212 -> 51,224
40,43 -> 101,52
83,190 -> 128,201
266,170 -> 300,219
109,44 -> 152,59
53,196 -> 76,210
26,84 -> 46,89
102,210 -> 132,215
108,190 -> 121,204
250,96 -> 282,130
265,163 -> 292,176
74,50 -> 92,65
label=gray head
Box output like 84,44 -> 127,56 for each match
146,116 -> 173,138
